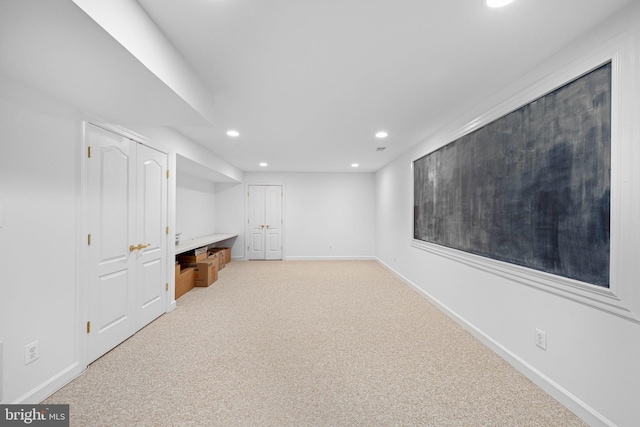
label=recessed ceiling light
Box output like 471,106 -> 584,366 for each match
375,131 -> 388,139
486,0 -> 515,7
259,162 -> 268,167
226,130 -> 240,137
351,163 -> 359,168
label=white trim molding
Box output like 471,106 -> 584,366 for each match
411,31 -> 640,323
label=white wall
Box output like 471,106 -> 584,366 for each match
375,4 -> 640,427
176,173 -> 216,241
212,182 -> 245,259
215,172 -> 376,260
0,75 -> 83,403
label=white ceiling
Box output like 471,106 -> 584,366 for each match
135,0 -> 636,173
1,0 -> 637,174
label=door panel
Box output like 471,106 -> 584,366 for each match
135,144 -> 167,330
267,233 -> 279,252
250,187 -> 265,226
140,157 -> 163,251
251,234 -> 261,251
97,270 -> 129,332
98,148 -> 131,264
265,186 -> 283,260
139,259 -> 162,309
87,125 -> 136,363
247,185 -> 266,260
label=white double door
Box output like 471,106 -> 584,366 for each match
247,185 -> 283,260
86,124 -> 168,363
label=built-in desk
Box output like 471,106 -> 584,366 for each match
175,233 -> 238,255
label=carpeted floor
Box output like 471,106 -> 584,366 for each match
45,260 -> 586,426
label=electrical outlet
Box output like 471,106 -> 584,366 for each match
25,341 -> 39,365
535,328 -> 547,350
329,244 -> 332,250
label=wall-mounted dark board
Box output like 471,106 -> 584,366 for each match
414,62 -> 611,287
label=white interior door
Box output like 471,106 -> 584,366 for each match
86,124 -> 136,363
247,185 -> 283,260
247,185 -> 266,260
265,186 -> 283,260
135,144 -> 167,330
86,124 -> 168,363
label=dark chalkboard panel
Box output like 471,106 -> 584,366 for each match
414,63 -> 611,287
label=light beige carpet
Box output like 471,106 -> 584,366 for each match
45,260 -> 586,426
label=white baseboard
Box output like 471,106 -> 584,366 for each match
285,256 -> 375,261
167,300 -> 177,312
13,362 -> 85,404
375,258 -> 616,427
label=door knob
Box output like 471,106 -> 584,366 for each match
260,225 -> 265,229
266,225 -> 271,229
129,243 -> 151,252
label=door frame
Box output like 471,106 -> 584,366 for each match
78,117 -> 176,368
244,183 -> 286,260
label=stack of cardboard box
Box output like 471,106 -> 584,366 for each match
178,250 -> 218,287
174,246 -> 232,299
208,247 -> 231,272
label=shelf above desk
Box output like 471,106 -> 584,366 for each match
175,233 -> 238,255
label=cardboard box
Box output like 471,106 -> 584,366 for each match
185,258 -> 218,287
208,248 -> 225,270
175,267 -> 195,299
219,247 -> 232,265
177,252 -> 207,264
206,251 -> 219,264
